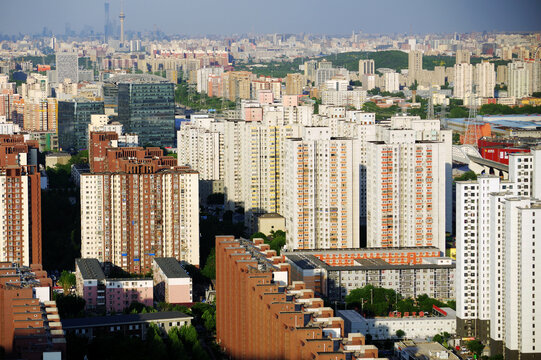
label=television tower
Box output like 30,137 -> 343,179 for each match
119,0 -> 125,45
104,1 -> 110,43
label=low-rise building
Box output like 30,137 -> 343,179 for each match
338,307 -> 456,340
75,258 -> 153,313
152,257 -> 192,304
286,251 -> 454,302
61,312 -> 193,340
257,213 -> 286,235
45,152 -> 71,169
394,340 -> 460,360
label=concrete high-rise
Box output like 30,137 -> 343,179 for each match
455,148 -> 541,360
366,121 -> 450,252
358,59 -> 375,75
81,142 -> 199,273
408,50 -> 423,84
283,127 -> 359,250
508,61 -> 531,98
454,63 -> 474,101
456,49 -> 471,64
55,52 -> 78,84
383,72 -> 400,93
474,61 -> 495,98
285,73 -> 304,95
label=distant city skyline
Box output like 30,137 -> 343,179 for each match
1,0 -> 540,36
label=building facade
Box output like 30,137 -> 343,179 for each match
0,136 -> 41,267
215,236 -> 382,360
366,127 -> 448,252
58,99 -> 104,151
283,127 -> 359,250
108,74 -> 175,147
456,148 -> 541,359
286,253 -> 454,302
81,143 -> 199,273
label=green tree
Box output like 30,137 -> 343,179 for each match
201,248 -> 216,280
449,107 -> 468,118
433,334 -> 444,344
269,230 -> 286,255
250,232 -> 268,242
167,328 -> 187,360
201,308 -> 216,332
54,293 -> 85,318
396,329 -> 405,339
58,270 -> 76,292
454,171 -> 478,182
466,340 -> 485,358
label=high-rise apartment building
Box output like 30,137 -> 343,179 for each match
55,52 -> 78,84
303,60 -> 318,83
23,98 -> 57,132
177,115 -> 224,181
222,71 -> 254,101
107,74 -> 175,147
408,50 -> 423,83
383,72 -> 400,93
58,99 -> 104,151
358,59 -> 375,75
456,148 -> 541,360
456,49 -> 471,64
507,61 -> 530,98
321,89 -> 367,110
283,127 -> 359,250
366,124 -> 449,252
0,135 -> 41,267
474,62 -> 495,98
454,63 -> 474,100
285,73 -> 304,95
196,67 -> 224,94
81,142 -> 199,273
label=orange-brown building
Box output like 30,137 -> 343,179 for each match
0,262 -> 65,359
0,135 -> 42,267
216,236 -> 382,360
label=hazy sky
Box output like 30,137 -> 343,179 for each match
1,0 -> 540,36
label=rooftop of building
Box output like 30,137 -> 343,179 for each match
61,311 -> 193,329
285,253 -> 454,271
153,257 -> 190,279
283,246 -> 441,256
395,340 -> 460,360
104,74 -> 172,85
0,263 -> 50,289
338,307 -> 456,322
75,258 -> 106,280
258,213 -> 284,219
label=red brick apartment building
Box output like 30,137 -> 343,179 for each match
216,236 -> 382,360
81,133 -> 200,273
0,135 -> 42,267
0,262 -> 65,359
